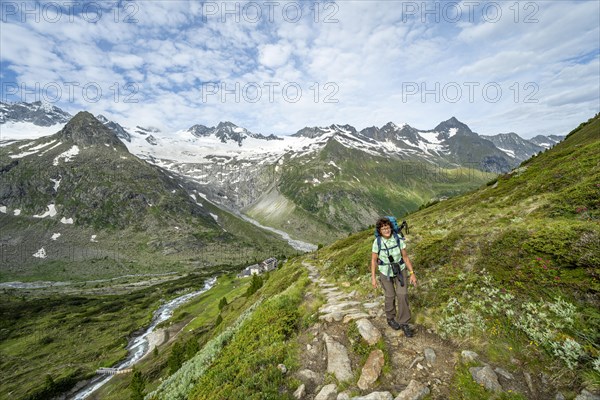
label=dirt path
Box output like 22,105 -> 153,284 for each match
292,262 -> 563,400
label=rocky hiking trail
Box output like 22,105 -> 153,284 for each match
291,262 -> 594,400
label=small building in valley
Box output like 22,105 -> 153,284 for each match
237,257 -> 278,278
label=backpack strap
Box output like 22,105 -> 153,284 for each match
393,232 -> 405,265
377,235 -> 403,265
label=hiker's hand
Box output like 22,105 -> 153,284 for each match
409,274 -> 417,287
371,276 -> 378,289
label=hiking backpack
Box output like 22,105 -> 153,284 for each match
374,216 -> 409,266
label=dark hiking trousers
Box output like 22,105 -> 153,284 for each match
379,269 -> 410,324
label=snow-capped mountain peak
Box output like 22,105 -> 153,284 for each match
0,101 -> 71,126
433,116 -> 476,139
185,121 -> 279,146
530,134 -> 565,149
96,114 -> 131,142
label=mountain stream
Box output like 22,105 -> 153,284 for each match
68,276 -> 217,399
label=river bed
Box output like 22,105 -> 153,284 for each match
239,214 -> 317,252
68,276 -> 217,399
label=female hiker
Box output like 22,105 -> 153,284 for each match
371,217 -> 417,336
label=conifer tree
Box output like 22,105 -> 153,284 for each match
130,369 -> 145,400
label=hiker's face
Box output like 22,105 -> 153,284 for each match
380,225 -> 392,238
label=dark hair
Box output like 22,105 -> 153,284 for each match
376,217 -> 392,235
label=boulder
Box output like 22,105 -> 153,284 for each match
469,365 -> 502,392
315,384 -> 338,400
394,380 -> 430,400
356,319 -> 382,345
357,350 -> 385,390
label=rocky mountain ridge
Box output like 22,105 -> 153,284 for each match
0,101 -> 71,126
188,121 -> 281,146
0,102 -> 568,244
0,102 -> 563,164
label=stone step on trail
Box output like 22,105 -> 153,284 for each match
342,312 -> 371,324
319,301 -> 362,314
350,391 -> 394,399
355,318 -> 382,345
323,333 -> 353,382
301,262 -> 433,400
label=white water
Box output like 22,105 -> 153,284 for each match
69,276 -> 217,400
239,214 -> 317,252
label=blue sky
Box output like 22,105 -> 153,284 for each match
1,0 -> 599,138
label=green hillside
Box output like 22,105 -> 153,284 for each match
71,115 -> 598,400
314,114 -> 600,391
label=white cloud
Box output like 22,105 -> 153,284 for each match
259,42 -> 292,68
1,0 -> 598,138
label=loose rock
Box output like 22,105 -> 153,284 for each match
494,367 -> 514,380
356,319 -> 382,345
524,371 -> 534,394
409,356 -> 424,369
315,384 -> 338,400
394,380 -> 430,400
297,369 -> 320,386
423,348 -> 436,365
293,384 -> 306,399
575,389 -> 600,400
469,365 -> 502,392
461,350 -> 479,363
357,349 -> 385,390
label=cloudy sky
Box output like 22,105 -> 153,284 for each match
1,0 -> 598,138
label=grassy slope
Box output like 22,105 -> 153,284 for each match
93,273 -> 253,399
95,259 -> 310,400
313,114 -> 600,393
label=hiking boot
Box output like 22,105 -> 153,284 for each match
387,319 -> 401,330
401,324 -> 414,337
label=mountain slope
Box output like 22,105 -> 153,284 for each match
99,111 -> 598,399
0,112 -> 216,230
530,134 -> 565,148
246,137 -> 495,244
314,114 -> 599,392
2,102 -> 567,247
481,132 -> 544,162
0,113 -> 297,280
